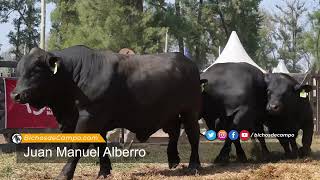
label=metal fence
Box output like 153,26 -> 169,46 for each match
291,72 -> 320,135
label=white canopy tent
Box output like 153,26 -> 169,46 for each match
272,60 -> 290,73
203,31 -> 266,73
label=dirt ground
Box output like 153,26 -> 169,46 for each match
0,136 -> 319,180
0,155 -> 319,180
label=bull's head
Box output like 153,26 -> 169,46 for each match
11,47 -> 61,108
264,73 -> 312,114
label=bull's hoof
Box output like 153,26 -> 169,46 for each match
284,152 -> 297,159
236,154 -> 248,163
188,162 -> 201,175
284,152 -> 291,159
97,171 -> 111,179
169,162 -> 179,169
291,151 -> 298,159
261,152 -> 272,162
298,147 -> 311,158
97,170 -> 111,179
214,155 -> 230,164
54,175 -> 69,180
168,155 -> 180,169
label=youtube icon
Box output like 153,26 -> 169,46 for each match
240,130 -> 250,141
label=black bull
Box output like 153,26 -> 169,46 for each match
264,73 -> 313,158
200,63 -> 269,163
200,62 -> 314,162
11,45 -> 202,179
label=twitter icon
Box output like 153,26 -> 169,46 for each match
205,130 -> 216,141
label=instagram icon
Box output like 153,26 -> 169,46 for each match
217,130 -> 228,140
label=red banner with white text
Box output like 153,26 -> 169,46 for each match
5,78 -> 58,128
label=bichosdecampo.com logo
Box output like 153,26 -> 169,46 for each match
11,133 -> 106,144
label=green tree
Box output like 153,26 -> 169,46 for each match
178,0 -> 262,69
256,10 -> 278,71
0,0 -> 40,60
208,0 -> 262,59
272,0 -> 308,72
305,9 -> 320,71
48,0 -> 166,54
47,0 -> 263,69
172,0 -> 217,69
48,0 -> 79,50
8,17 -> 23,60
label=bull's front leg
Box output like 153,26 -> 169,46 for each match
233,139 -> 247,162
289,137 -> 298,159
299,121 -> 313,157
277,137 -> 292,159
56,109 -> 101,180
95,132 -> 112,178
215,138 -> 232,163
53,105 -> 78,133
56,143 -> 90,180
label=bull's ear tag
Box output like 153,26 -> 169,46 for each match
300,89 -> 307,98
201,82 -> 208,92
53,62 -> 58,74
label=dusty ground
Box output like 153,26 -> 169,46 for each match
0,155 -> 319,180
0,136 -> 319,180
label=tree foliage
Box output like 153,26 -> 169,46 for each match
271,0 -> 308,72
305,7 -> 320,71
48,0 -> 167,54
47,0 -> 263,70
4,0 -> 316,73
256,10 -> 278,71
0,0 -> 40,61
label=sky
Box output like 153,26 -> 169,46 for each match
0,0 -> 318,54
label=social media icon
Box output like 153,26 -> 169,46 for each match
217,130 -> 227,140
228,130 -> 239,140
11,133 -> 22,144
240,130 -> 250,141
205,130 -> 216,141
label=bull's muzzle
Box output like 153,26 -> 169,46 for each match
267,104 -> 281,113
11,91 -> 29,104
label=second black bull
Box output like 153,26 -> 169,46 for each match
264,73 -> 313,158
200,62 -> 313,162
200,63 -> 269,163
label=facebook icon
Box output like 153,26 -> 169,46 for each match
228,130 -> 239,140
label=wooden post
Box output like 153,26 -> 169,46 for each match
316,75 -> 320,134
164,28 -> 168,53
40,0 -> 46,49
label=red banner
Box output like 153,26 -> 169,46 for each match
5,78 -> 58,129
